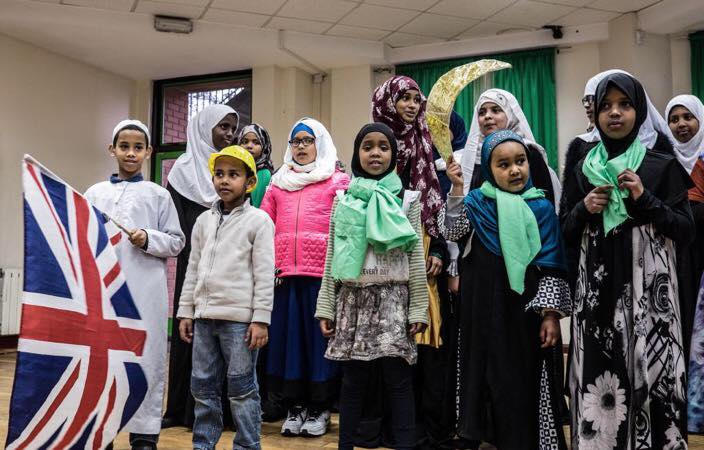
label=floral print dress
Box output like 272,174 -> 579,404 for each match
561,134 -> 693,450
569,224 -> 688,449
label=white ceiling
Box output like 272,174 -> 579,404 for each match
0,0 -> 700,80
21,0 -> 649,45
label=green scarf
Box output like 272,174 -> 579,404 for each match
581,138 -> 647,235
479,181 -> 545,294
331,172 -> 419,280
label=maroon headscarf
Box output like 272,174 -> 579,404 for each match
372,75 -> 443,237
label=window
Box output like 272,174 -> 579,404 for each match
151,69 -> 252,152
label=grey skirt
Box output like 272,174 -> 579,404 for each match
325,282 -> 417,365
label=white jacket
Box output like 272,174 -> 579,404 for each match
178,200 -> 275,324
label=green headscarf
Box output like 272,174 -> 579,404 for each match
477,181 -> 545,293
331,172 -> 418,280
581,138 -> 646,234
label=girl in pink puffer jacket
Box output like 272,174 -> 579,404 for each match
260,118 -> 350,437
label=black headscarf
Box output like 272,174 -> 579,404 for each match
237,123 -> 274,172
351,123 -> 398,180
594,73 -> 648,157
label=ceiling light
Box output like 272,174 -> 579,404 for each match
154,15 -> 193,34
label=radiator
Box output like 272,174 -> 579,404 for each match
0,268 -> 23,335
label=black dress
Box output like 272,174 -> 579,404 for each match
163,183 -> 207,427
561,133 -> 693,448
443,198 -> 570,450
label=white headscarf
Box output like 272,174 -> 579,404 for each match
270,117 -> 339,191
459,89 -> 561,208
665,94 -> 704,174
167,104 -> 238,206
576,69 -> 668,149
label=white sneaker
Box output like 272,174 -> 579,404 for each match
299,409 -> 330,437
281,406 -> 307,436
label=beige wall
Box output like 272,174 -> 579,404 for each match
0,32 -> 136,270
251,65 -> 318,168
555,43 -> 600,173
330,65 -> 374,167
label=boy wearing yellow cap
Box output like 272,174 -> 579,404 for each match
177,146 -> 275,450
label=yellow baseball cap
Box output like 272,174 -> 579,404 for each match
209,145 -> 258,192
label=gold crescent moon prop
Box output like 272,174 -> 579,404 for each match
426,59 -> 512,161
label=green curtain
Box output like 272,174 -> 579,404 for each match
396,48 -> 558,169
690,31 -> 704,102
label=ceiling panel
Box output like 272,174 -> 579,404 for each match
536,0 -> 592,6
384,31 -> 445,47
456,20 -> 528,38
340,4 -> 420,30
147,0 -> 211,6
585,0 -> 661,13
399,13 -> 477,38
201,8 -> 270,27
428,0 -> 517,20
210,0 -> 287,15
277,0 -> 358,22
489,0 -> 575,26
363,0 -> 440,12
265,16 -> 333,33
325,24 -> 390,40
134,1 -> 205,19
552,7 -> 619,26
61,0 -> 134,11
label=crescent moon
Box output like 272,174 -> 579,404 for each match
426,59 -> 512,161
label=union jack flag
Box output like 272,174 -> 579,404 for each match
5,156 -> 148,450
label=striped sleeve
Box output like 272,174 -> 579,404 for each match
315,199 -> 338,321
407,199 -> 430,325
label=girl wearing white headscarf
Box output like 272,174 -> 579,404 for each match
163,104 -> 239,428
460,89 -> 562,210
260,118 -> 350,437
666,94 -> 704,433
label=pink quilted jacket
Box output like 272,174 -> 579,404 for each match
260,170 -> 350,278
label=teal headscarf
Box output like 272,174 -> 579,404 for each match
464,130 -> 567,293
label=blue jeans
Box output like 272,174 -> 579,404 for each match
191,320 -> 261,450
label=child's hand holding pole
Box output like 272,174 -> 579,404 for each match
446,156 -> 464,197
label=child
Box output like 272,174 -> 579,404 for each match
238,123 -> 274,208
562,72 -> 692,448
372,75 -> 451,447
443,129 -> 571,449
260,117 -> 350,437
164,104 -> 239,428
666,94 -> 704,433
177,145 -> 274,450
84,119 -> 185,450
315,123 -> 429,450
461,88 -> 561,209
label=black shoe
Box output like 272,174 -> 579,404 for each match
161,416 -> 179,429
261,400 -> 286,422
131,445 -> 156,450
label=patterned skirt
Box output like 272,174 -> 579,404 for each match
325,282 -> 417,365
689,271 -> 704,433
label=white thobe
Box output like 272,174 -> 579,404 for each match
85,178 -> 185,435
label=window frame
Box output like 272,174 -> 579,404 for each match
150,69 -> 252,179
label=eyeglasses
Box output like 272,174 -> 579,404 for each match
289,137 -> 315,147
582,95 -> 595,108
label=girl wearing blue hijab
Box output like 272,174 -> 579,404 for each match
443,130 -> 570,449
